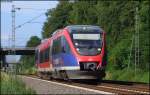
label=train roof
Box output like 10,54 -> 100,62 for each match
37,38 -> 51,52
51,25 -> 104,37
52,29 -> 62,36
66,25 -> 100,28
66,25 -> 103,33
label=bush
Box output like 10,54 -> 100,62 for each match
18,65 -> 37,75
105,68 -> 149,83
1,72 -> 36,94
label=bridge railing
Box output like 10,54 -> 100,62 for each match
1,46 -> 35,48
1,46 -> 36,50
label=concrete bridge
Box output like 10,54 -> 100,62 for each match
0,47 -> 36,69
1,47 -> 35,55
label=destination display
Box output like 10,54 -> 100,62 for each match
73,34 -> 100,40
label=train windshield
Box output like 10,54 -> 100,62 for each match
72,33 -> 102,56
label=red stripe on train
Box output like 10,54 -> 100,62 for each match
37,61 -> 50,68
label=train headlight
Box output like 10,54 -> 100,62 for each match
76,48 -> 79,51
97,48 -> 101,51
75,43 -> 78,46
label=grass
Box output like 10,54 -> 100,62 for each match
104,67 -> 150,83
19,67 -> 37,75
1,72 -> 36,94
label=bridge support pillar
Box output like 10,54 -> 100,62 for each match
0,55 -> 7,70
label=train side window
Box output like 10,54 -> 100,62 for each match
48,47 -> 50,60
61,36 -> 65,52
38,51 -> 40,63
40,51 -> 43,63
49,46 -> 52,56
43,51 -> 45,62
52,37 -> 61,55
40,51 -> 46,63
42,50 -> 44,62
45,47 -> 49,61
57,37 -> 61,53
52,40 -> 55,55
61,36 -> 70,53
44,50 -> 46,62
52,39 -> 57,55
65,39 -> 70,53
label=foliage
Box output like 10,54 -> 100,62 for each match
42,1 -> 73,38
19,36 -> 41,74
26,36 -> 41,47
41,1 -> 149,83
1,72 -> 36,94
105,68 -> 149,83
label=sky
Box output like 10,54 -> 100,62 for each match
1,1 -> 58,63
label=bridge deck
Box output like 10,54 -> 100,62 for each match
1,47 -> 35,55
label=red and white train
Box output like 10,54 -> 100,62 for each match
35,25 -> 107,80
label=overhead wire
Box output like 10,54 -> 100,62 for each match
16,7 -> 49,11
5,6 -> 49,47
15,12 -> 45,30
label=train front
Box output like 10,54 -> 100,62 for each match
66,25 -> 107,80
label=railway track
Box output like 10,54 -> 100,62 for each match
24,74 -> 150,94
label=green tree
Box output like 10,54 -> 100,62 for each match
19,36 -> 41,74
26,36 -> 41,47
42,1 -> 73,38
68,1 -> 97,25
41,1 -> 149,82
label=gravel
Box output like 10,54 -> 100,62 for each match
20,76 -> 111,94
